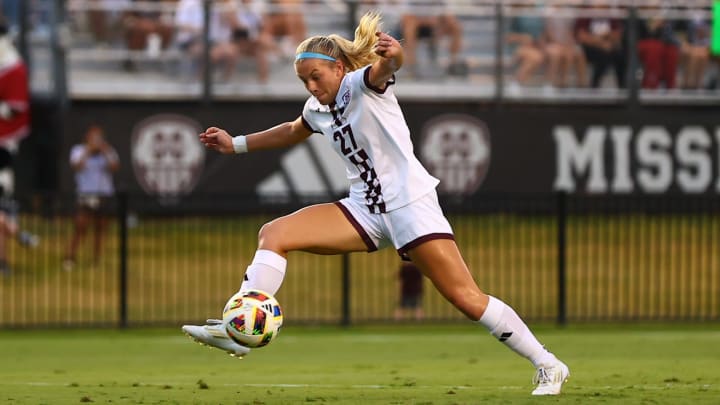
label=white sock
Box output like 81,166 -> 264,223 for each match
478,296 -> 557,368
239,249 -> 287,296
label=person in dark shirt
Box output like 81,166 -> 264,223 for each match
394,262 -> 424,320
121,0 -> 173,71
574,8 -> 627,88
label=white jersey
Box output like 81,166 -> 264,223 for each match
302,65 -> 439,214
70,145 -> 118,196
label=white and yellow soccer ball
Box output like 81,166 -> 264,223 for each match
222,289 -> 283,348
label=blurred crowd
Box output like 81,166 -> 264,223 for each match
506,0 -> 718,93
0,0 -> 718,92
66,0 -> 309,83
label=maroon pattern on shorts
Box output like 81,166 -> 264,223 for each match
397,233 -> 455,260
334,202 -> 377,252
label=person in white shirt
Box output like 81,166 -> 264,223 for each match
174,0 -> 242,80
183,11 -> 569,396
64,124 -> 119,271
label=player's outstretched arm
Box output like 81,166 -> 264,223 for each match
369,31 -> 403,89
199,116 -> 313,154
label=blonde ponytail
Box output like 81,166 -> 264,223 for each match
295,11 -> 382,71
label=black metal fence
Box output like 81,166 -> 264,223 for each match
0,192 -> 718,328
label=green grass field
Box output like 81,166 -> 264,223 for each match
1,324 -> 719,404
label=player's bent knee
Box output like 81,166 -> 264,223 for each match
257,219 -> 289,250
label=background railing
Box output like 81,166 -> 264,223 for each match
1,192 -> 717,328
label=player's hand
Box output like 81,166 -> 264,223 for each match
374,32 -> 401,59
199,127 -> 234,154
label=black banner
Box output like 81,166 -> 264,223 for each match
60,101 -> 720,200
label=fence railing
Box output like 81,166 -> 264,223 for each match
0,192 -> 718,328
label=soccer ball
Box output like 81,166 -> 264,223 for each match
222,289 -> 283,348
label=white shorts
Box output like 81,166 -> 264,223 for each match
335,190 -> 454,260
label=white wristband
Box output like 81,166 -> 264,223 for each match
232,135 -> 248,154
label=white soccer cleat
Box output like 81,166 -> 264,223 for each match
182,319 -> 251,358
531,361 -> 570,395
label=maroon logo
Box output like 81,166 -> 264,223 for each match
420,114 -> 491,195
131,114 -> 205,198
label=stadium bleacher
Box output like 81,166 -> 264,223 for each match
13,0 -> 720,102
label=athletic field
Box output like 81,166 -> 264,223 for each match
1,324 -> 718,404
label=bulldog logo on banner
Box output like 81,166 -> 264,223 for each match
131,114 -> 205,199
420,114 -> 491,195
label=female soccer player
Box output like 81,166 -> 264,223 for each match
183,12 -> 569,396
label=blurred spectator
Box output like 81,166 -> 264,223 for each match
574,3 -> 627,88
506,4 -> 546,92
85,0 -> 131,47
0,0 -> 19,37
635,7 -> 679,90
0,174 -> 39,277
400,0 -> 467,77
394,262 -> 424,321
360,0 -> 404,36
543,1 -> 587,89
0,14 -> 38,271
261,0 -> 306,59
232,0 -> 272,83
0,15 -> 29,195
174,0 -> 212,78
64,125 -> 119,271
121,0 -> 174,71
209,0 -> 243,80
174,0 -> 204,62
707,56 -> 720,90
174,0 -> 244,81
0,15 -> 28,141
677,6 -> 711,89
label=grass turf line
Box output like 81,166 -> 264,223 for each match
0,323 -> 718,404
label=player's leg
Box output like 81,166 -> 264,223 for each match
184,202 -> 371,356
239,202 -> 371,295
407,239 -> 569,395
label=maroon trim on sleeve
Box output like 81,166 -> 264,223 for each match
397,233 -> 455,260
363,66 -> 396,94
301,115 -> 318,133
334,202 -> 377,252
